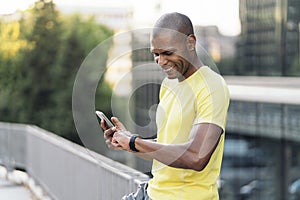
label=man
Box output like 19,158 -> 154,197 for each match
101,12 -> 230,200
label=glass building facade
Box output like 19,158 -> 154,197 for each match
222,101 -> 300,200
238,0 -> 300,76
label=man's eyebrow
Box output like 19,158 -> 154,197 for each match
150,48 -> 176,53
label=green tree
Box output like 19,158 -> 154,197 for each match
51,14 -> 113,143
0,0 -> 113,146
0,15 -> 33,122
16,0 -> 61,126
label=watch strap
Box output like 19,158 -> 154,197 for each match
129,135 -> 140,152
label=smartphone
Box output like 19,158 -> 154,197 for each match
95,111 -> 114,128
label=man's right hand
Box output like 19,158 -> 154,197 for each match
100,117 -> 125,150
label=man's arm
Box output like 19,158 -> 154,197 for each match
112,120 -> 222,171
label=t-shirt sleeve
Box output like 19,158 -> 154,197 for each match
159,78 -> 168,100
194,81 -> 230,131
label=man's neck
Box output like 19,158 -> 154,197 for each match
178,59 -> 204,82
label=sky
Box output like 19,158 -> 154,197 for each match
0,0 -> 241,36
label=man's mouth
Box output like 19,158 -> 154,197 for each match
164,66 -> 174,73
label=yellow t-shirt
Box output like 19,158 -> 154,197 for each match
147,66 -> 230,200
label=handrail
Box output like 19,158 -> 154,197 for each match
0,122 -> 149,200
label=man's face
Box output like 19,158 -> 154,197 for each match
150,31 -> 193,81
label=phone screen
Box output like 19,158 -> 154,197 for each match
95,111 -> 114,128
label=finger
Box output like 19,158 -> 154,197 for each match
100,119 -> 110,130
111,117 -> 126,130
104,130 -> 111,140
111,137 -> 119,145
106,137 -> 122,147
111,140 -> 123,150
107,142 -> 123,150
111,145 -> 123,150
104,127 -> 116,139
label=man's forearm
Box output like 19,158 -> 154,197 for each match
135,138 -> 157,160
134,138 -> 205,170
112,123 -> 221,171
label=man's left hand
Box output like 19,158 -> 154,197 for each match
112,130 -> 132,151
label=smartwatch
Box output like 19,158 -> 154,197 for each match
129,135 -> 140,152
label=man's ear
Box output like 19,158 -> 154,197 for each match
186,34 -> 196,51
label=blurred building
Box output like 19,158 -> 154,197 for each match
194,26 -> 237,75
238,0 -> 300,76
58,5 -> 133,30
195,26 -> 237,63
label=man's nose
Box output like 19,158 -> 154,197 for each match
156,55 -> 168,66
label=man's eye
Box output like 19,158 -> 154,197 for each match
165,51 -> 173,56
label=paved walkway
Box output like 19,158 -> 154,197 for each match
0,166 -> 33,200
0,177 -> 32,200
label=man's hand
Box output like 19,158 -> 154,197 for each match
103,126 -> 122,150
109,117 -> 133,151
112,130 -> 132,151
100,116 -> 130,150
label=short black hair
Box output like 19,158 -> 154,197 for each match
153,12 -> 194,36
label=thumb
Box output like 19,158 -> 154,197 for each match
111,117 -> 126,130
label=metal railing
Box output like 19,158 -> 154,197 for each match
226,101 -> 300,142
0,122 -> 149,200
